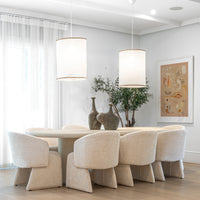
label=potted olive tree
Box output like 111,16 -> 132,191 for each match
92,76 -> 152,127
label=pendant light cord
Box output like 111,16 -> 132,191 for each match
70,0 -> 73,37
131,1 -> 135,49
131,17 -> 134,49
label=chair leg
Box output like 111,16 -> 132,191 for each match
26,152 -> 62,191
92,168 -> 118,189
14,168 -> 31,186
131,164 -> 155,183
152,161 -> 165,181
66,152 -> 92,193
115,165 -> 134,187
162,160 -> 184,179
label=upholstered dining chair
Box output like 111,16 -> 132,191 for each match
115,130 -> 157,186
8,132 -> 62,191
25,128 -> 58,152
62,124 -> 89,130
66,131 -> 120,193
152,128 -> 186,181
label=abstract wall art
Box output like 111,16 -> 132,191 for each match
157,57 -> 194,123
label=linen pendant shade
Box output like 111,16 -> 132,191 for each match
56,37 -> 87,81
119,49 -> 146,88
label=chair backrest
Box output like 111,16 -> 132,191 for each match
74,131 -> 120,169
119,131 -> 157,165
62,124 -> 89,130
25,128 -> 58,147
162,125 -> 185,130
8,132 -> 49,168
156,129 -> 186,161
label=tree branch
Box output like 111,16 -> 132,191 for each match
112,103 -> 124,127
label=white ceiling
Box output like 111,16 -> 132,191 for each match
0,0 -> 200,35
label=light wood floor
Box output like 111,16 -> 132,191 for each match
0,163 -> 200,200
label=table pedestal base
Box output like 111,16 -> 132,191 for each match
58,138 -> 77,184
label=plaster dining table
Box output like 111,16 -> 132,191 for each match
26,127 -> 162,183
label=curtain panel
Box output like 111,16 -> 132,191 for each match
0,14 -> 68,166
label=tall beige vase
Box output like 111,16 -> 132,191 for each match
88,97 -> 101,130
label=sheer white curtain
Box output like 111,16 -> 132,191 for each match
0,14 -> 68,166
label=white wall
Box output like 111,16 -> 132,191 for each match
61,25 -> 139,128
61,23 -> 200,163
139,24 -> 200,163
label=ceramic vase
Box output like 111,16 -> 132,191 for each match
97,104 -> 119,130
88,97 -> 101,130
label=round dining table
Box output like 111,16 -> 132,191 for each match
26,127 -> 162,183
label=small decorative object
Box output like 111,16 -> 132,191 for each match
92,76 -> 152,127
157,56 -> 193,123
97,104 -> 119,130
88,97 -> 101,130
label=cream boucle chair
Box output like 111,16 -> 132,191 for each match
66,131 -> 120,193
8,132 -> 62,191
152,128 -> 186,181
62,124 -> 89,130
25,128 -> 58,152
115,131 -> 157,186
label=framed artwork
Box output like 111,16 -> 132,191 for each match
157,56 -> 194,123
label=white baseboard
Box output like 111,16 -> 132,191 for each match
184,151 -> 200,164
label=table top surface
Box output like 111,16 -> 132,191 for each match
26,127 -> 163,138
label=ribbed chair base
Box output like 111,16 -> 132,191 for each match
14,168 -> 31,186
66,152 -> 118,193
162,160 -> 184,179
66,153 -> 93,193
14,152 -> 62,191
152,161 -> 165,181
115,165 -> 134,187
153,160 -> 184,181
131,164 -> 155,183
92,168 -> 117,189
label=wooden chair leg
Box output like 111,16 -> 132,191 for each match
131,164 -> 155,183
66,153 -> 92,193
14,168 -> 31,186
152,161 -> 165,181
115,165 -> 134,186
92,168 -> 118,189
162,160 -> 184,179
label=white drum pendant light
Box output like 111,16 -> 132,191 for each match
56,37 -> 87,80
56,2 -> 87,81
119,49 -> 146,88
119,0 -> 146,88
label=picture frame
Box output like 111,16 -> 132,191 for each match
157,56 -> 194,123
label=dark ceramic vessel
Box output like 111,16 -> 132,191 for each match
97,104 -> 119,130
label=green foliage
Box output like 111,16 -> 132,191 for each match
92,76 -> 152,112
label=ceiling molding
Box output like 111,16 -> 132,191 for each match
71,18 -> 138,35
0,5 -> 200,36
49,0 -> 180,26
139,24 -> 179,35
139,17 -> 200,35
181,17 -> 200,26
0,6 -> 69,23
0,6 -> 138,35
